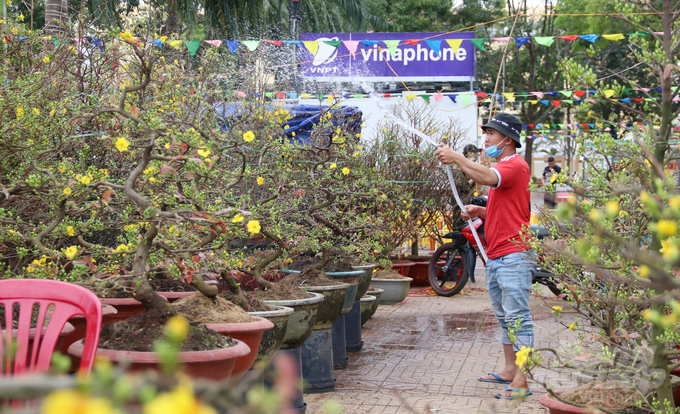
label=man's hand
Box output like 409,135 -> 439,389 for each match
461,204 -> 484,221
435,143 -> 461,165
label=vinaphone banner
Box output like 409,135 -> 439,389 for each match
299,32 -> 476,82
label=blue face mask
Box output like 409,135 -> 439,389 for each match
484,138 -> 509,158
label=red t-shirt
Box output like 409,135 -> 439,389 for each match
485,154 -> 531,259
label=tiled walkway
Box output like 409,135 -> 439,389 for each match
304,267 -> 578,413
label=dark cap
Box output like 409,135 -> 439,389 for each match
481,112 -> 523,148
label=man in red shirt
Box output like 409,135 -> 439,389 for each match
435,113 -> 534,399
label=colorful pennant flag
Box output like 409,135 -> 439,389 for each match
404,39 -> 419,45
205,40 -> 222,47
185,40 -> 201,57
433,93 -> 443,100
242,41 -> 260,51
302,41 -> 319,55
446,39 -> 463,54
420,95 -> 430,103
531,91 -> 543,99
557,35 -> 579,41
515,37 -> 531,49
323,40 -> 342,48
492,37 -> 510,42
225,41 -> 239,54
470,39 -> 487,51
602,34 -> 624,41
382,40 -> 401,58
460,93 -> 472,106
447,94 -> 457,103
579,34 -> 599,43
343,40 -> 360,59
265,40 -> 283,46
362,40 -> 380,47
425,39 -> 441,55
534,36 -> 555,47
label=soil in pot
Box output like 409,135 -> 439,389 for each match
172,293 -> 255,324
99,306 -> 232,352
373,270 -> 408,279
288,255 -> 354,272
219,290 -> 274,312
149,276 -> 195,292
557,380 -> 645,412
250,268 -> 342,302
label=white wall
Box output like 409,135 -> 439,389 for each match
292,93 -> 479,150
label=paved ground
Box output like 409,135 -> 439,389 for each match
304,262 -> 579,414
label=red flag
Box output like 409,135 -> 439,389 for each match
276,92 -> 285,99
264,40 -> 283,46
475,92 -> 488,98
631,98 -> 643,102
528,124 -> 535,128
558,35 -> 579,41
552,100 -> 561,108
574,91 -> 587,97
404,39 -> 419,45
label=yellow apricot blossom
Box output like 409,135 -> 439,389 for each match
64,246 -> 79,260
43,56 -> 50,63
247,220 -> 261,234
197,149 -> 210,157
67,226 -> 75,237
165,316 -> 188,342
63,187 -> 72,196
144,380 -> 216,414
257,177 -> 264,185
232,214 -> 245,223
515,346 -> 531,368
243,131 -> 255,142
42,388 -> 120,414
115,137 -> 130,152
330,163 -> 337,169
656,220 -> 678,238
120,31 -> 134,42
342,167 -> 350,175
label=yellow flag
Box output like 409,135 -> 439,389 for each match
303,41 -> 319,55
602,34 -> 624,41
529,100 -> 538,105
603,90 -> 615,98
300,93 -> 312,99
446,39 -> 463,54
502,93 -> 515,101
405,94 -> 417,102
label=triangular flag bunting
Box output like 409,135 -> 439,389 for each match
503,93 -> 515,101
225,41 -> 239,54
420,95 -> 430,103
433,93 -> 443,100
534,36 -> 555,47
529,100 -> 538,105
425,39 -> 441,55
405,94 -> 417,102
205,40 -> 222,47
185,40 -> 201,57
531,91 -> 543,99
492,37 -> 510,41
362,40 -> 380,47
302,41 -> 319,55
264,40 -> 283,46
153,39 -> 163,48
574,91 -> 586,97
283,40 -> 303,48
323,40 -> 342,48
460,93 -> 472,105
557,35 -> 579,41
404,39 -> 419,45
563,100 -> 573,104
343,40 -> 360,59
560,90 -> 573,98
539,100 -> 550,106
382,40 -> 401,58
602,34 -> 624,41
447,94 -> 457,103
514,37 -> 531,49
552,100 -> 561,108
579,34 -> 599,43
287,93 -> 298,99
446,39 -> 463,54
94,39 -> 104,51
265,92 -> 274,98
470,39 -> 487,51
475,92 -> 488,99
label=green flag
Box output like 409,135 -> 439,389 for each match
323,40 -> 342,48
460,93 -> 472,105
560,90 -> 573,98
242,41 -> 260,51
265,92 -> 274,98
382,40 -> 401,58
185,40 -> 201,57
420,95 -> 430,103
563,100 -> 573,104
534,36 -> 555,47
469,39 -> 487,51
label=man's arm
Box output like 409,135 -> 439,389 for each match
435,144 -> 498,186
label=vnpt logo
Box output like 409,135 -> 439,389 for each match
312,37 -> 339,66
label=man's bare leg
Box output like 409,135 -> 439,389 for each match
479,344 -> 530,396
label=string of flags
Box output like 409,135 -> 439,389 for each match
33,30 -> 668,57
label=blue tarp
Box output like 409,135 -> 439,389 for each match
215,103 -> 362,144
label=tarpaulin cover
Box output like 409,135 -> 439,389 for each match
215,103 -> 363,144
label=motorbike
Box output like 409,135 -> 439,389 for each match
427,196 -> 561,297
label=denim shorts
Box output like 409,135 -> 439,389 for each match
486,250 -> 536,351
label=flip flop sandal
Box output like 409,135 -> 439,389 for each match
477,373 -> 512,384
495,385 -> 533,400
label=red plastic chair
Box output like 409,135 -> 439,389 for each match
0,279 -> 103,378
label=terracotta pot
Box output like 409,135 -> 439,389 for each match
408,261 -> 432,287
68,339 -> 250,381
101,295 -> 168,323
538,390 -> 644,414
206,316 -> 274,384
390,262 -> 415,277
263,291 -> 324,349
156,291 -> 194,303
248,306 -> 294,364
60,304 -> 117,371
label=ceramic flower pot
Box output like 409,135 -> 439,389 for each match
303,284 -> 350,330
390,262 -> 415,277
263,291 -> 324,349
206,316 -> 274,385
352,264 -> 377,301
248,305 -> 294,364
5,323 -> 75,367
408,261 -> 432,287
369,277 -> 412,304
282,269 -> 362,313
60,304 -> 117,372
156,291 -> 194,303
68,339 -> 250,381
359,295 -> 377,326
365,287 -> 384,320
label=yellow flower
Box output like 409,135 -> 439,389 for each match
160,35 -> 168,43
550,174 -> 557,183
5,1 -> 10,6
605,200 -> 620,217
43,56 -> 50,63
42,389 -> 120,414
552,305 -> 562,311
257,177 -> 264,185
165,316 -> 188,342
638,265 -> 651,278
243,131 -> 255,142
232,213 -> 245,223
67,226 -> 75,237
342,167 -> 350,175
63,187 -> 72,196
115,137 -> 130,152
515,346 -> 531,368
19,13 -> 24,21
33,108 -> 40,116
144,380 -> 216,414
656,220 -> 677,238
568,322 -> 576,331
149,177 -> 158,183
197,149 -> 210,157
64,246 -> 79,260
120,31 -> 134,42
78,175 -> 92,185
330,163 -> 337,169
247,220 -> 261,234
16,106 -> 24,120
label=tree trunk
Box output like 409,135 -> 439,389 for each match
44,0 -> 68,36
165,0 -> 180,35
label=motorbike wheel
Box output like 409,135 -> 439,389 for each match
428,243 -> 469,297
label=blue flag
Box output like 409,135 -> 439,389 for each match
362,40 -> 380,47
225,41 -> 240,54
579,34 -> 599,43
424,39 -> 441,55
514,37 -> 531,49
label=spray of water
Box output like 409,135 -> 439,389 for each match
361,83 -> 489,263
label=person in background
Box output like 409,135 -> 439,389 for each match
541,157 -> 561,208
